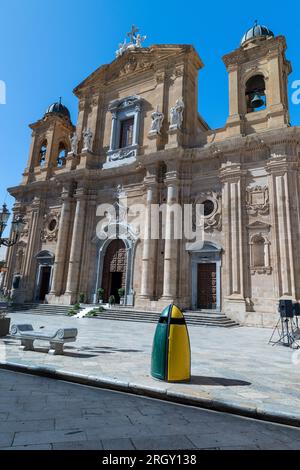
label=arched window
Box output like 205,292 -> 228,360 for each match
57,142 -> 67,167
245,75 -> 266,113
39,140 -> 47,166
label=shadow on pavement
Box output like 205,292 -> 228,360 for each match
190,375 -> 251,386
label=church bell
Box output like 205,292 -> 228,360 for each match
250,92 -> 265,109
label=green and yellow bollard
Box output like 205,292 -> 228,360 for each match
151,304 -> 191,382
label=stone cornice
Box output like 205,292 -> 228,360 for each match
266,154 -> 298,174
219,163 -> 247,182
222,35 -> 288,69
29,113 -> 74,132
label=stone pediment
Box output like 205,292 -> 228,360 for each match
247,221 -> 271,231
73,45 -> 201,95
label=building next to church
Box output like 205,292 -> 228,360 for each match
3,23 -> 300,327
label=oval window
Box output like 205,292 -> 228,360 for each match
48,219 -> 57,232
203,200 -> 214,216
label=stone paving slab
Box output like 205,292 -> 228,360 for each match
1,368 -> 300,450
1,312 -> 300,427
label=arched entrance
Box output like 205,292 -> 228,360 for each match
102,239 -> 127,303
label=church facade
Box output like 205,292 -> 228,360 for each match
4,24 -> 300,326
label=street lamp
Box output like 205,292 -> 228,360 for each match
0,204 -> 26,247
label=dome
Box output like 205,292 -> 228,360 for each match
241,22 -> 274,46
45,100 -> 70,119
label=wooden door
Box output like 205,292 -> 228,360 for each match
197,263 -> 216,309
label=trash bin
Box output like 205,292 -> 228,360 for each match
151,304 -> 191,382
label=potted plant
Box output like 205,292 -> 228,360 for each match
118,287 -> 125,305
0,311 -> 11,337
97,288 -> 104,304
78,293 -> 85,304
108,295 -> 115,308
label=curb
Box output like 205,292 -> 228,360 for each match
1,361 -> 300,429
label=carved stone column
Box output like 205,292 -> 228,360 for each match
139,168 -> 158,300
64,186 -> 87,303
220,163 -> 247,320
48,185 -> 73,299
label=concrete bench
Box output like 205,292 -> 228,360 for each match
10,324 -> 78,355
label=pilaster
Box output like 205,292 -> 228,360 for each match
220,163 -> 247,321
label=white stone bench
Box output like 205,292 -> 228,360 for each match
10,324 -> 78,355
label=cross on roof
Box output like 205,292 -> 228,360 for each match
127,25 -> 139,43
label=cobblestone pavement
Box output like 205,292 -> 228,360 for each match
1,312 -> 300,424
0,369 -> 300,450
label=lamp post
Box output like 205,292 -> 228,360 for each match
0,204 -> 26,247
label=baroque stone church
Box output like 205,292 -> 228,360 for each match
4,23 -> 299,326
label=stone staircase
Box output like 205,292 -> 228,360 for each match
9,303 -> 239,327
8,303 -> 71,316
97,308 -> 239,327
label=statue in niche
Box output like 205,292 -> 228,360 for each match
169,98 -> 184,129
83,128 -> 93,152
70,132 -> 78,155
150,106 -> 164,134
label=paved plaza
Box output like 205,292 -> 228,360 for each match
1,368 -> 300,450
1,312 -> 300,427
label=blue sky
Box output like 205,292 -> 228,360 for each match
0,0 -> 299,249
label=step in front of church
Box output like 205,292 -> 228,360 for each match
8,303 -> 239,327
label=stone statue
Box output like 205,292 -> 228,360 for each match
116,40 -> 127,58
169,98 -> 185,130
150,107 -> 164,134
135,33 -> 146,48
83,128 -> 93,152
70,132 -> 78,155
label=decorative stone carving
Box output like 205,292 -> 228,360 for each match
18,216 -> 29,239
149,107 -> 164,135
82,128 -> 93,152
116,40 -> 127,58
70,133 -> 78,155
155,71 -> 165,83
115,25 -> 146,58
169,99 -> 184,130
109,148 -> 136,162
246,186 -> 269,215
41,211 -> 61,242
193,191 -> 222,232
114,184 -> 125,200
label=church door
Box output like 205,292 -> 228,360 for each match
102,239 -> 127,303
197,263 -> 217,309
39,266 -> 51,301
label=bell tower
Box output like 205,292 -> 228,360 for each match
222,23 -> 291,136
23,100 -> 74,184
